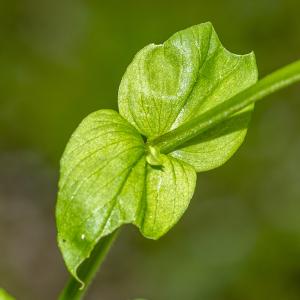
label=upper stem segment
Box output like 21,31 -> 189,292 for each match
148,60 -> 300,154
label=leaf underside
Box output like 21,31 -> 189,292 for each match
56,110 -> 195,282
56,22 -> 258,283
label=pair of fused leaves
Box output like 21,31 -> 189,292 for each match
56,22 -> 258,283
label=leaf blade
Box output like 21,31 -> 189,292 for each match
56,109 -> 196,285
119,22 -> 258,171
56,110 -> 146,282
56,110 -> 197,284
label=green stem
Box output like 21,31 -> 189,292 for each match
148,59 -> 300,154
59,230 -> 119,300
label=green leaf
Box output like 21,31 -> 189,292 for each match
57,22 -> 261,286
119,22 -> 257,171
0,288 -> 15,300
56,110 -> 196,283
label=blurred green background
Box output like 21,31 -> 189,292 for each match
1,0 -> 300,299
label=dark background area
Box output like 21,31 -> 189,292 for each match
1,0 -> 300,299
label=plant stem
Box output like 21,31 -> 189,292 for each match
148,59 -> 300,154
59,230 -> 119,300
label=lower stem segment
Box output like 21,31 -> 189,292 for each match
59,230 -> 119,300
